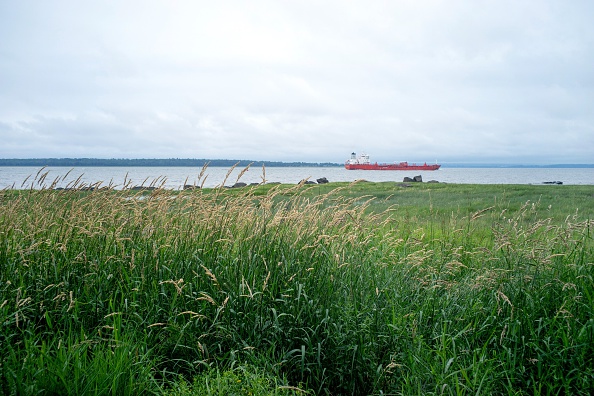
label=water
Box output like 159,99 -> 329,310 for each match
1,166 -> 593,190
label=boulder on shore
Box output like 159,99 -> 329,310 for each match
131,186 -> 157,191
316,177 -> 329,184
403,175 -> 423,182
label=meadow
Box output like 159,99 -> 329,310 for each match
1,170 -> 593,395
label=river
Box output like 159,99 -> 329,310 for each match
1,166 -> 593,189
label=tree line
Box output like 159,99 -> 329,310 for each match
0,158 -> 341,167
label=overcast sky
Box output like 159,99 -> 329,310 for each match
1,1 -> 593,164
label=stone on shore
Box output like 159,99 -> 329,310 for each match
403,175 -> 423,182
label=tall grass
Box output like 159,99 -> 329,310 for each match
1,173 -> 593,395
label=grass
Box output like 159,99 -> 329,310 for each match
1,170 -> 593,395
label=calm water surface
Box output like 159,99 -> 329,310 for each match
1,166 -> 593,189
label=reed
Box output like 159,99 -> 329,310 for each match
1,171 -> 593,395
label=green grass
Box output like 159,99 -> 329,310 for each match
1,177 -> 593,395
165,365 -> 305,396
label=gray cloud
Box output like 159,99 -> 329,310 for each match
1,0 -> 593,164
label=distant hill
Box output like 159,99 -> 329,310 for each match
0,158 -> 343,167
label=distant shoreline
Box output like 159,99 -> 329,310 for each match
0,158 -> 341,168
0,158 -> 592,168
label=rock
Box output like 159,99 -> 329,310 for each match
183,184 -> 199,190
250,182 -> 260,186
427,180 -> 439,183
543,181 -> 563,185
231,182 -> 247,188
316,177 -> 329,184
131,186 -> 157,191
300,179 -> 316,184
404,175 -> 423,182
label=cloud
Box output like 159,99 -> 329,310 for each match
0,0 -> 593,164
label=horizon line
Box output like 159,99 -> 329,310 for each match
0,157 -> 593,168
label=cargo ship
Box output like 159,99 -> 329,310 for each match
345,152 -> 441,171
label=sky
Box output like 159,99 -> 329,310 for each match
1,1 -> 593,165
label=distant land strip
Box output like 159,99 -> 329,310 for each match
0,158 -> 592,168
0,158 -> 342,167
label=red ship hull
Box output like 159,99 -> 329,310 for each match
345,163 -> 441,171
